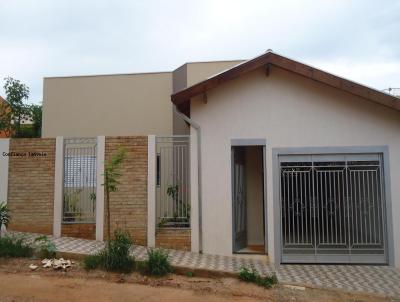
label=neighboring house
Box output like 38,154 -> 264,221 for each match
42,60 -> 244,137
0,96 -> 11,138
172,51 -> 400,266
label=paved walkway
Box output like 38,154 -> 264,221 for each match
6,231 -> 400,298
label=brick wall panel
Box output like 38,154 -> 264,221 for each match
156,229 -> 191,251
7,138 -> 55,234
104,136 -> 148,246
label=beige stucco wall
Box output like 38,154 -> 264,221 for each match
186,60 -> 244,87
42,72 -> 173,137
245,146 -> 264,246
190,66 -> 400,266
43,61 -> 244,138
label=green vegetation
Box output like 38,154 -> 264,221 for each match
83,230 -> 135,273
33,235 -> 57,258
140,248 -> 172,276
103,148 -> 127,240
83,254 -> 102,270
0,77 -> 42,138
238,267 -> 278,289
0,202 -> 11,238
0,235 -> 33,258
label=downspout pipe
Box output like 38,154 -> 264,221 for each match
173,105 -> 203,253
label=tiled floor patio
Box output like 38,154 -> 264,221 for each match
6,231 -> 400,298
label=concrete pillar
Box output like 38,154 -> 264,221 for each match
147,135 -> 156,247
190,128 -> 200,252
0,139 -> 10,234
96,136 -> 105,241
53,136 -> 63,238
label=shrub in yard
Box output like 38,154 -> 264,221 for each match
140,248 -> 172,276
0,202 -> 11,238
238,266 -> 278,289
0,235 -> 33,258
83,254 -> 102,270
33,235 -> 57,258
83,230 -> 135,273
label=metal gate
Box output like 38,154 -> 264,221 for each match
63,137 -> 97,223
156,136 -> 190,228
279,153 -> 387,264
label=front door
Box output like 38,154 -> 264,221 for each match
232,147 -> 247,252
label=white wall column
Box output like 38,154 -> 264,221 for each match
147,135 -> 156,247
53,136 -> 64,238
0,139 -> 10,234
96,136 -> 105,241
190,127 -> 200,252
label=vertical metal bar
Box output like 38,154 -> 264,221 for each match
293,172 -> 300,243
372,170 -> 377,244
313,163 -> 317,255
300,171 -> 304,244
367,170 -> 371,244
291,171 -> 294,245
346,163 -> 351,254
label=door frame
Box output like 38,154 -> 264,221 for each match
272,145 -> 394,266
231,139 -> 267,254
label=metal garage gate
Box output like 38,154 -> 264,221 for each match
279,153 -> 387,264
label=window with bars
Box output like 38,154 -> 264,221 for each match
63,138 -> 97,223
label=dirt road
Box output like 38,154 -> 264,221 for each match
0,258 -> 394,302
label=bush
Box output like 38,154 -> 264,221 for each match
140,248 -> 172,276
83,254 -> 102,270
0,235 -> 33,258
238,267 -> 278,289
83,230 -> 135,273
33,235 -> 57,258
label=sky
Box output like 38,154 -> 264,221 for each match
0,0 -> 399,104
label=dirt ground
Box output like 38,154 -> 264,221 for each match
0,258 -> 396,302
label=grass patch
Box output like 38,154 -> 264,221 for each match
83,230 -> 135,273
0,235 -> 33,258
238,267 -> 278,289
139,248 -> 172,276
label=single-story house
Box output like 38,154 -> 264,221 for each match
171,51 -> 400,266
1,51 -> 399,268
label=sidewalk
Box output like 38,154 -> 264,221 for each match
6,231 -> 400,298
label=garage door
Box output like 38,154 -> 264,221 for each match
279,153 -> 388,264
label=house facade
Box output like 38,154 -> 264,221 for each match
173,52 -> 400,266
1,51 -> 400,268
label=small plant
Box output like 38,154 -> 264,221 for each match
0,235 -> 33,258
83,254 -> 102,270
140,248 -> 172,276
83,230 -> 135,273
238,266 -> 278,289
103,148 -> 127,240
186,271 -> 194,277
33,235 -> 57,258
0,202 -> 11,237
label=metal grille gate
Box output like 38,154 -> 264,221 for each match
63,137 -> 97,223
279,154 -> 387,264
156,136 -> 190,228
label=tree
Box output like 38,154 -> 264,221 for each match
2,77 -> 30,137
0,100 -> 12,137
103,148 -> 127,240
29,104 -> 42,137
